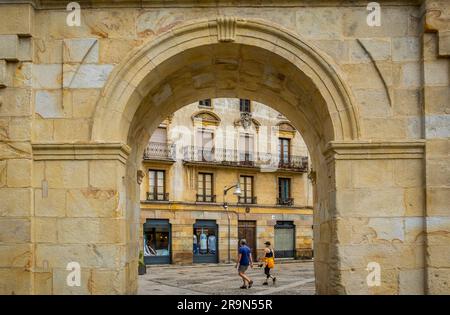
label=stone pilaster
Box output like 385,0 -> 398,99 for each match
31,143 -> 132,294
0,3 -> 34,295
421,0 -> 450,295
325,140 -> 426,294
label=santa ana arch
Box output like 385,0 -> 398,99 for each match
0,0 -> 448,295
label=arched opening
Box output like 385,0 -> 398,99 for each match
140,98 -> 315,293
91,18 -> 360,294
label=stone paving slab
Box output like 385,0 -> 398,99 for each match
138,261 -> 315,295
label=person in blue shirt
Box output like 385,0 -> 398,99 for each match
235,239 -> 253,289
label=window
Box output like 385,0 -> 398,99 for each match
197,173 -> 214,202
239,175 -> 255,204
278,178 -> 292,205
149,127 -> 167,143
199,99 -> 212,107
196,128 -> 214,161
239,99 -> 251,112
146,127 -> 169,159
278,138 -> 291,165
148,170 -> 166,200
239,133 -> 254,165
193,220 -> 218,263
274,221 -> 296,258
143,219 -> 171,264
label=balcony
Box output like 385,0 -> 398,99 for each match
277,197 -> 294,206
182,146 -> 308,172
278,156 -> 308,171
196,194 -> 216,202
238,196 -> 257,204
146,192 -> 169,201
143,142 -> 176,161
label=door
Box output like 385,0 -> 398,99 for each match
238,220 -> 257,261
196,129 -> 214,161
278,177 -> 292,205
274,221 -> 295,258
239,133 -> 254,165
278,138 -> 291,166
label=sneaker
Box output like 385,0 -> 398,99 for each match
248,280 -> 254,288
262,281 -> 268,286
272,277 -> 277,284
240,285 -> 248,289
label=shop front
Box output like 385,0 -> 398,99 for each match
143,219 -> 171,264
193,220 -> 218,263
274,221 -> 296,258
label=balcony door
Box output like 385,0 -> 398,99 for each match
239,175 -> 255,204
239,133 -> 254,165
278,177 -> 291,205
196,129 -> 214,162
278,138 -> 290,165
197,172 -> 214,202
146,127 -> 168,159
148,170 -> 166,201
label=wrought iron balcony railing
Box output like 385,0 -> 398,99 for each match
196,194 -> 217,202
238,196 -> 257,204
147,192 -> 169,201
278,156 -> 308,170
143,142 -> 176,160
277,197 -> 294,206
182,146 -> 308,171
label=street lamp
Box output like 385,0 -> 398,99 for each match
223,182 -> 241,263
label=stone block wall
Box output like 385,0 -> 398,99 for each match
0,3 -> 34,295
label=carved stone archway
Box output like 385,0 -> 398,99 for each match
89,17 -> 361,294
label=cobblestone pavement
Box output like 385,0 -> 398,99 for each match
138,260 -> 315,295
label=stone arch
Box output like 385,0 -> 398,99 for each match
91,17 -> 361,148
90,17 -> 362,294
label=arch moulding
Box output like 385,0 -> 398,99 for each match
90,17 -> 362,147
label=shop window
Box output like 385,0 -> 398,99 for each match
274,221 -> 295,258
143,219 -> 171,264
193,220 -> 218,263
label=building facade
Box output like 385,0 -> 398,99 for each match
140,98 -> 314,264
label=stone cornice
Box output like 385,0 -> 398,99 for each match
32,143 -> 131,164
324,140 -> 426,161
